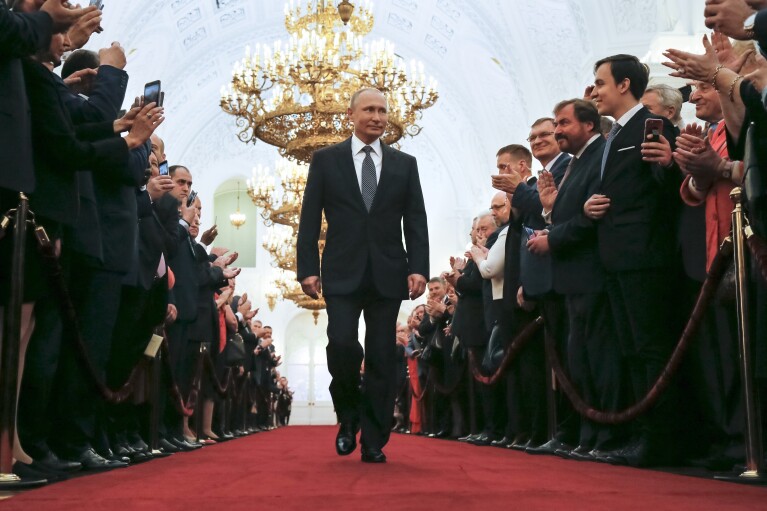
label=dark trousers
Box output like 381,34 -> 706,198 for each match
162,320 -> 192,439
52,260 -> 125,454
606,268 -> 677,447
325,286 -> 401,451
541,294 -> 577,444
566,291 -> 627,450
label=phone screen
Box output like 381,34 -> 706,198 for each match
644,118 -> 663,143
89,0 -> 104,9
144,80 -> 161,106
187,190 -> 197,208
159,160 -> 169,176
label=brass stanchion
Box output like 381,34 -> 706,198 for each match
0,194 -> 45,488
717,187 -> 766,484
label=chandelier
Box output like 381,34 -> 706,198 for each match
219,0 -> 439,164
229,181 -> 247,229
248,159 -> 327,322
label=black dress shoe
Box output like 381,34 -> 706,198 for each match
527,438 -> 573,456
457,433 -> 477,442
113,443 -> 134,458
128,436 -> 149,454
590,448 -> 618,463
468,433 -> 491,446
511,439 -> 533,451
98,448 -> 131,465
31,450 -> 82,473
74,448 -> 127,471
361,447 -> 386,463
13,461 -> 58,483
170,437 -> 201,451
158,438 -> 180,453
490,436 -> 512,448
433,430 -> 449,439
559,445 -> 593,461
335,422 -> 358,456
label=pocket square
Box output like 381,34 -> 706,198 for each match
617,145 -> 636,152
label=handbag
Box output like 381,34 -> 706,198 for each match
223,333 -> 246,366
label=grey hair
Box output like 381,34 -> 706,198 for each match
645,83 -> 683,126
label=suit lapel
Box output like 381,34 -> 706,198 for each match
370,140 -> 395,212
602,107 -> 646,183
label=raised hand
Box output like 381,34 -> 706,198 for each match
491,172 -> 522,194
67,8 -> 102,49
538,169 -> 557,211
124,103 -> 164,149
63,67 -> 97,87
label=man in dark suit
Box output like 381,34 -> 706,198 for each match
297,87 -> 429,463
584,54 -> 681,467
529,98 -> 626,459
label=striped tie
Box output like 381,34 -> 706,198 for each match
361,145 -> 377,211
600,122 -> 621,179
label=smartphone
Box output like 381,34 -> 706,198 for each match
644,118 -> 663,143
143,80 -> 161,107
187,190 -> 198,208
523,225 -> 536,239
89,0 -> 104,8
159,91 -> 165,107
158,160 -> 169,176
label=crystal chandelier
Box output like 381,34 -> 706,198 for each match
248,159 -> 327,322
229,181 -> 247,229
219,0 -> 438,164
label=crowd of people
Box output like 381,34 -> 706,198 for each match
1,0 -> 291,487
394,0 -> 767,473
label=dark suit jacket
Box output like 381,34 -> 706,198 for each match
597,107 -> 680,272
548,136 -> 606,294
53,65 -> 127,125
297,137 -> 429,299
127,191 -> 180,290
21,58 -> 129,227
514,155 -> 571,298
0,5 -> 52,193
452,259 -> 487,347
511,152 -> 571,221
168,225 -> 200,323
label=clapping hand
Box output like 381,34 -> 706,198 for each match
538,170 -> 557,211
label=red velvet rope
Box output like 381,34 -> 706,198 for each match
546,239 -> 732,425
467,316 -> 545,386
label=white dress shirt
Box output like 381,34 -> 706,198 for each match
351,134 -> 382,191
478,226 -> 508,300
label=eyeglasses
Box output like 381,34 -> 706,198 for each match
526,131 -> 554,143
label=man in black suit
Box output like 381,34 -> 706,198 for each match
297,87 -> 429,463
529,98 -> 626,460
584,54 -> 681,467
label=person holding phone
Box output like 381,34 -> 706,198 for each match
584,54 -> 681,468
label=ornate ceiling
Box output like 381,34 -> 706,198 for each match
86,0 -> 708,269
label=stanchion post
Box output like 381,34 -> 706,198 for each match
0,195 -> 28,483
194,344 -> 205,442
717,187 -> 765,484
149,345 -> 161,452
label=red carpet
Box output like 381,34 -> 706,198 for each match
1,426 -> 764,510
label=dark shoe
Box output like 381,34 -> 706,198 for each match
113,443 -> 134,458
507,433 -> 529,449
560,445 -> 593,461
457,433 -> 478,443
361,447 -> 386,463
128,436 -> 149,454
335,422 -> 358,456
526,438 -> 573,456
511,439 -> 533,451
468,433 -> 491,446
13,461 -> 58,483
158,438 -> 180,453
604,441 -> 670,468
171,437 -> 201,451
74,448 -> 127,471
490,436 -> 512,448
98,448 -> 130,465
31,450 -> 82,473
433,430 -> 449,439
589,448 -> 615,463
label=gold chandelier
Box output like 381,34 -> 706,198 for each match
248,159 -> 327,322
229,181 -> 247,229
219,0 -> 439,164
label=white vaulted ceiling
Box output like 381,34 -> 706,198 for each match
86,0 -> 709,271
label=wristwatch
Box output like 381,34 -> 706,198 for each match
744,13 -> 756,40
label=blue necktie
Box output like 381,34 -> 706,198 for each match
600,122 -> 621,179
361,146 -> 377,211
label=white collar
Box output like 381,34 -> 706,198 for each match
575,134 -> 602,158
614,102 -> 644,129
351,134 -> 382,156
